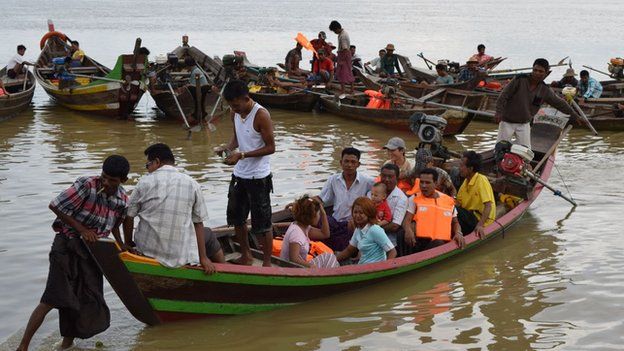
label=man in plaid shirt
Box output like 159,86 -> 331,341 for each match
17,155 -> 130,351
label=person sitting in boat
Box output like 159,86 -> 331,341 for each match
372,163 -> 408,246
550,68 -> 578,88
351,45 -> 362,70
405,148 -> 456,198
185,57 -> 211,117
53,56 -> 76,89
285,42 -> 305,77
457,58 -> 481,83
379,44 -> 403,78
364,49 -> 386,74
0,80 -> 8,98
455,151 -> 496,239
495,58 -> 581,148
473,44 -> 493,66
70,40 -> 85,67
5,44 -> 33,79
382,137 -> 412,192
335,197 -> 397,264
281,195 -> 339,268
16,155 -> 130,351
401,168 -> 465,254
577,70 -> 603,103
263,67 -> 305,93
434,63 -> 454,85
371,182 -> 392,227
314,147 -> 375,251
124,143 -> 224,273
308,48 -> 334,85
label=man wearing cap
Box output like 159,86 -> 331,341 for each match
550,68 -> 578,88
495,58 -> 582,148
382,137 -> 412,192
457,58 -> 481,82
329,20 -> 355,94
379,44 -> 402,78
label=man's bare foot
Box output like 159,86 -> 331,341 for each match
232,256 -> 253,266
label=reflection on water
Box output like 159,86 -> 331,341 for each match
3,0 -> 624,349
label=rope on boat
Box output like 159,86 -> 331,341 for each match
554,163 -> 576,205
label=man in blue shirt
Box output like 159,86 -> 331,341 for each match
578,70 -> 603,102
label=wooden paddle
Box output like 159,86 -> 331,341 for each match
70,73 -> 140,86
570,100 -> 599,135
582,65 -> 622,81
490,56 -> 569,74
207,78 -> 229,132
166,82 -> 200,136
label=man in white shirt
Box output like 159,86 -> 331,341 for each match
365,49 -> 386,74
376,163 -> 408,245
123,143 -> 223,274
315,147 -> 375,251
6,45 -> 32,79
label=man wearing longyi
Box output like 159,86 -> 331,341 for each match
215,80 -> 276,267
16,156 -> 130,351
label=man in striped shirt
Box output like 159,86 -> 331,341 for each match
17,155 -> 130,351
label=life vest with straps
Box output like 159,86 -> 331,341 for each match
412,191 -> 455,241
272,237 -> 333,261
364,89 -> 391,109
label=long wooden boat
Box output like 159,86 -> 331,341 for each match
34,27 -> 147,118
149,40 -> 228,125
0,67 -> 36,120
396,55 -> 505,83
85,113 -> 565,325
319,93 -> 478,136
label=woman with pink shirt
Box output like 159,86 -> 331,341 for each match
282,195 -> 338,268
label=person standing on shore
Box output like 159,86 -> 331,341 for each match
329,20 -> 354,94
216,80 -> 275,267
16,155 -> 130,351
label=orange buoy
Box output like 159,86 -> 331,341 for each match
40,31 -> 68,49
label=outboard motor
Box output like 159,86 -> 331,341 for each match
498,144 -> 534,176
608,58 -> 624,79
409,112 -> 447,145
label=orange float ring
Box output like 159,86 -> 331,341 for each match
40,31 -> 68,49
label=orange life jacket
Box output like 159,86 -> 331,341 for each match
364,89 -> 391,109
412,191 -> 455,241
272,237 -> 333,261
406,178 -> 421,196
374,175 -> 413,194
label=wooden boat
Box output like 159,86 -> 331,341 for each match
0,67 -> 36,120
397,55 -> 505,84
85,112 -> 566,325
34,26 -> 147,118
149,40 -> 228,125
319,91 -> 484,136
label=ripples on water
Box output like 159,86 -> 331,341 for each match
3,0 -> 624,350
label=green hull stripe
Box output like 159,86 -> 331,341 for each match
149,298 -> 294,315
124,224 -> 513,287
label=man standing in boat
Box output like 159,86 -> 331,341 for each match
315,147 -> 375,251
495,58 -> 580,148
329,20 -> 355,94
123,143 -> 224,274
216,80 -> 275,267
16,155 -> 130,351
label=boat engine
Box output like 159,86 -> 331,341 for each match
498,144 -> 534,176
409,112 -> 447,145
608,58 -> 624,79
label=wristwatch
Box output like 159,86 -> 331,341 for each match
241,152 -> 245,160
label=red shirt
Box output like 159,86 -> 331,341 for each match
375,200 -> 392,222
313,57 -> 334,74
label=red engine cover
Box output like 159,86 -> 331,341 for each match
500,153 -> 524,174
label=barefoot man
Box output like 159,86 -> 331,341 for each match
216,80 -> 275,266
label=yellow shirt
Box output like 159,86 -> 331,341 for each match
72,49 -> 85,61
457,172 -> 496,226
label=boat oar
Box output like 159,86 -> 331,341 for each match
22,68 -> 29,91
397,95 -> 495,119
582,65 -> 622,81
490,57 -> 569,74
569,99 -> 599,135
70,73 -> 140,86
166,82 -> 200,137
207,78 -> 229,132
522,168 -> 577,206
416,52 -> 434,70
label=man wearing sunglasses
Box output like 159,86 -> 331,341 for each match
123,143 -> 224,275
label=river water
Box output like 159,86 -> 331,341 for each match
1,1 -> 623,350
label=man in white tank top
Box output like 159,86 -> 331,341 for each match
216,80 -> 275,267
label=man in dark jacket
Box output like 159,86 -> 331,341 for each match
495,58 -> 580,148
